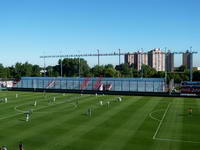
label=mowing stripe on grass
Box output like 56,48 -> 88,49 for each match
94,97 -> 161,150
1,92 -> 200,150
153,102 -> 171,139
0,95 -> 96,148
37,96 -> 142,150
69,96 -> 150,150
150,98 -> 183,150
0,93 -> 72,121
120,98 -> 171,150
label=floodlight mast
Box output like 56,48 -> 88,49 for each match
164,47 -> 167,84
79,56 -> 81,77
60,51 -> 63,77
190,46 -> 193,82
97,49 -> 100,66
43,51 -> 46,77
118,49 -> 121,65
141,48 -> 144,78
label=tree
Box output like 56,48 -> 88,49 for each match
0,58 -> 199,82
12,62 -> 41,79
32,65 -> 41,77
115,63 -> 132,77
0,64 -> 7,78
154,71 -> 165,78
79,59 -> 91,77
103,64 -> 118,77
54,58 -> 90,77
193,71 -> 200,81
91,65 -> 104,77
176,65 -> 187,72
141,65 -> 156,77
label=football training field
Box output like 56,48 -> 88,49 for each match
0,91 -> 200,150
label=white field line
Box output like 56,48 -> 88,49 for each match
149,110 -> 164,122
2,95 -> 117,121
152,102 -> 200,144
27,103 -> 78,114
14,101 -> 78,114
14,104 -> 28,113
14,96 -> 81,114
155,137 -> 200,144
0,113 -> 22,121
153,103 -> 171,140
0,96 -> 81,121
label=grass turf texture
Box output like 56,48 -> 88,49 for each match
0,91 -> 200,150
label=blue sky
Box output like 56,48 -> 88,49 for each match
0,0 -> 200,67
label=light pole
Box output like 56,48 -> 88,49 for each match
190,46 -> 193,82
78,50 -> 81,77
79,56 -> 81,77
164,47 -> 167,90
60,51 -> 63,77
118,49 -> 121,65
43,51 -> 46,77
141,48 -> 144,78
97,49 -> 100,66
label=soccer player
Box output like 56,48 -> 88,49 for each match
188,107 -> 193,116
99,101 -> 103,106
53,97 -> 56,102
95,93 -> 98,96
118,97 -> 122,102
16,93 -> 18,98
1,146 -> 7,150
19,141 -> 24,150
87,108 -> 92,117
34,101 -> 37,107
4,98 -> 7,103
25,113 -> 29,122
107,101 -> 110,108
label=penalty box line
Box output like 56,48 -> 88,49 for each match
154,137 -> 200,144
153,103 -> 200,144
153,103 -> 171,140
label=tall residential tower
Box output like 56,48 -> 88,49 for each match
182,50 -> 192,70
148,48 -> 165,71
134,51 -> 148,71
165,51 -> 174,72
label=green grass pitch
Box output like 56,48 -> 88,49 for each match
0,91 -> 200,150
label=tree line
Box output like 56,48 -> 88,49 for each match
0,58 -> 200,83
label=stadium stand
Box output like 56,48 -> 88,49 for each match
80,77 -> 91,90
13,77 -> 165,92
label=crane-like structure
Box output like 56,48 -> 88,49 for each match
40,49 -> 198,81
40,49 -> 123,66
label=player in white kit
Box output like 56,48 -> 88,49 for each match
34,101 -> 37,107
4,98 -> 7,103
100,101 -> 103,106
26,113 -> 29,122
118,97 -> 122,102
107,101 -> 110,108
